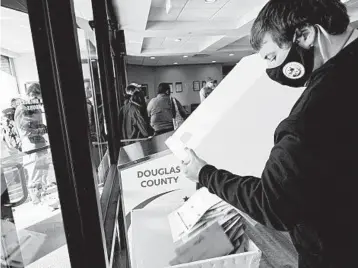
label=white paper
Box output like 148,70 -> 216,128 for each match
165,54 -> 305,227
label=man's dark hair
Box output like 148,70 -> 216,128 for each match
157,83 -> 170,95
250,0 -> 350,51
27,82 -> 42,97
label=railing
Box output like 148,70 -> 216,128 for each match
120,136 -> 154,143
1,145 -> 51,208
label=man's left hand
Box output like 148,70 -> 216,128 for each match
181,148 -> 207,183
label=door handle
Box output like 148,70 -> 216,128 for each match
2,164 -> 28,208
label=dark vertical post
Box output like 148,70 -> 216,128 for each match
91,0 -> 121,164
26,0 -> 108,267
113,30 -> 127,107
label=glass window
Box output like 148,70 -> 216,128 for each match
1,55 -> 13,75
76,15 -> 109,197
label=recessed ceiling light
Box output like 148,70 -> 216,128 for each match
175,38 -> 182,42
229,53 -> 234,56
212,60 -> 216,63
150,57 -> 155,59
174,62 -> 178,65
205,0 -> 217,3
183,55 -> 188,58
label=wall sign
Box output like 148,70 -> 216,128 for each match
175,82 -> 183,93
193,81 -> 200,91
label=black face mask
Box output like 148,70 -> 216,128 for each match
266,43 -> 314,87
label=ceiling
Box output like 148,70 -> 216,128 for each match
1,0 -> 358,66
0,1 -> 95,58
113,0 -> 358,66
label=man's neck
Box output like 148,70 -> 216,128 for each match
313,26 -> 356,69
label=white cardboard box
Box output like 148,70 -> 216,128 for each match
131,204 -> 261,268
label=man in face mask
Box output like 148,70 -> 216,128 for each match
181,1 -> 358,267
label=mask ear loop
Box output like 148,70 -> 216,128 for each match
315,25 -> 333,63
292,30 -> 299,45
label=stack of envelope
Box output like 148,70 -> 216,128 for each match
167,188 -> 247,266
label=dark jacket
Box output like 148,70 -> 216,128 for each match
199,38 -> 358,268
118,98 -> 151,145
86,99 -> 97,141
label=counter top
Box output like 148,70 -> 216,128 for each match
117,131 -> 174,170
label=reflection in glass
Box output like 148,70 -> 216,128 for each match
77,27 -> 109,194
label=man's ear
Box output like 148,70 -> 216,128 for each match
295,25 -> 316,49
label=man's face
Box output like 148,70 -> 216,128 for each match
259,33 -> 290,69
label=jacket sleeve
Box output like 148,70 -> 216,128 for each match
199,132 -> 315,231
134,108 -> 150,137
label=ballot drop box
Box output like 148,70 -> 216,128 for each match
130,203 -> 261,268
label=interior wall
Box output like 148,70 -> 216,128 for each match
127,64 -> 223,107
13,53 -> 38,96
0,70 -> 19,110
126,65 -> 156,99
12,53 -> 222,108
13,52 -> 92,96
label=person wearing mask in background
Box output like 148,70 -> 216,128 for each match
182,1 -> 358,267
15,83 -> 50,205
199,78 -> 216,103
127,83 -> 150,120
147,83 -> 188,135
118,83 -> 152,145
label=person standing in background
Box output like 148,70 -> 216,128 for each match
118,83 -> 152,145
199,78 -> 216,103
147,83 -> 188,135
15,83 -> 50,205
1,98 -> 24,153
84,79 -> 97,141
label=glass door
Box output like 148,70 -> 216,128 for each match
1,0 -> 119,266
0,6 -> 71,268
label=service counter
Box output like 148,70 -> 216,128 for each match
117,131 -> 174,170
117,132 -> 298,268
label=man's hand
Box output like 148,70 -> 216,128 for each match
181,148 -> 207,183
